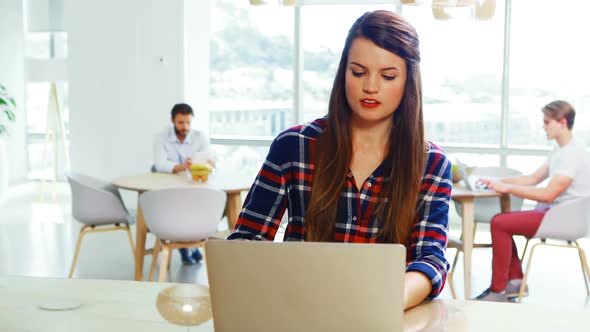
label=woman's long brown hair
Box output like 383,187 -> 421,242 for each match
305,11 -> 425,245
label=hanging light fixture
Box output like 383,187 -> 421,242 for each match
402,0 -> 495,21
400,0 -> 430,5
249,0 -> 298,5
473,0 -> 496,20
432,6 -> 452,20
432,0 -> 474,8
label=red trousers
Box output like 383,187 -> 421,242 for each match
490,209 -> 546,292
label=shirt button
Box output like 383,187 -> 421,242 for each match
367,182 -> 372,188
352,216 -> 357,221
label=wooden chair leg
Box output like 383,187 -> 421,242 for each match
518,243 -> 540,303
123,224 -> 136,262
158,245 -> 170,282
200,242 -> 207,265
448,250 -> 460,299
68,226 -> 90,278
576,245 -> 590,296
520,238 -> 530,261
148,240 -> 161,281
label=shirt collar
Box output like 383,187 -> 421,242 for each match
346,162 -> 389,183
167,126 -> 192,144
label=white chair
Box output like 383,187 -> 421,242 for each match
66,172 -> 136,278
516,196 -> 590,302
139,187 -> 226,282
448,166 -> 524,298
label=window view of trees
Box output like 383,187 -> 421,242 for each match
403,4 -> 505,145
208,0 -> 589,175
209,1 -> 294,137
508,0 -> 590,148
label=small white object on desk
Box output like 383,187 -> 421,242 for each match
38,300 -> 82,311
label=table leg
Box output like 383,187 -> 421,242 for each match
461,197 -> 474,299
500,193 -> 511,212
225,192 -> 242,232
134,202 -> 147,281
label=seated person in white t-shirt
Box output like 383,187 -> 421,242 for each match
153,103 -> 213,264
474,100 -> 590,302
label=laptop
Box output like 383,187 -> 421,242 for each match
205,240 -> 406,332
456,160 -> 494,192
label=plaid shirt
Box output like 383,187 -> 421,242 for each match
228,118 -> 452,298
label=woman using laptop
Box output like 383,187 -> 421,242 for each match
228,10 -> 453,310
475,100 -> 590,302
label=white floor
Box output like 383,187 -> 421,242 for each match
0,181 -> 588,307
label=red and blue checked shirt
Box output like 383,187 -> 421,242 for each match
228,117 -> 453,298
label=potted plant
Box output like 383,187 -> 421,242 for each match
0,84 -> 16,135
0,84 -> 17,201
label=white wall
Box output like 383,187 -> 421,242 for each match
65,0 -> 211,181
0,0 -> 27,183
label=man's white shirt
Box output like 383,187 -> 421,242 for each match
546,139 -> 590,205
154,126 -> 210,173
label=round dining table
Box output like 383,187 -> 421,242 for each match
112,172 -> 253,281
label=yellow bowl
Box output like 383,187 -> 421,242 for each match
189,164 -> 212,182
189,163 -> 212,172
191,173 -> 210,182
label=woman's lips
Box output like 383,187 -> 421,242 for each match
360,99 -> 381,109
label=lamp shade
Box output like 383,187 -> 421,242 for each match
432,7 -> 452,20
249,0 -> 298,5
474,0 -> 496,20
432,0 -> 474,8
401,0 -> 430,5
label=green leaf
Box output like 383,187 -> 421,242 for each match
9,97 -> 16,107
0,99 -> 7,106
5,109 -> 15,121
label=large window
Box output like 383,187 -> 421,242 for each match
508,0 -> 590,148
25,81 -> 69,179
25,32 -> 69,180
208,0 -> 590,175
403,2 -> 505,146
24,32 -> 67,59
209,0 -> 294,138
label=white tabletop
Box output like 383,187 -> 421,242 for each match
1,276 -> 589,331
112,172 -> 252,194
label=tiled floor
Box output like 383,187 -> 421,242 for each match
0,181 -> 588,308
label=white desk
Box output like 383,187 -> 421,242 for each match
1,276 -> 589,331
450,185 -> 511,299
112,172 -> 251,281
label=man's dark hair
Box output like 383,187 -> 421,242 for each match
171,103 -> 194,119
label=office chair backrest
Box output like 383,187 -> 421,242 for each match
66,172 -> 129,225
534,196 -> 590,241
139,187 -> 227,242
